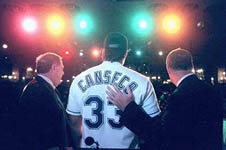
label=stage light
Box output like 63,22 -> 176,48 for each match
79,50 -> 84,56
26,67 -> 33,72
65,51 -> 70,55
22,17 -> 37,33
74,14 -> 93,34
135,50 -> 142,56
61,50 -> 72,59
46,14 -> 65,35
79,52 -> 84,56
162,14 -> 181,34
92,49 -> 100,58
158,51 -> 163,56
139,20 -> 147,29
2,44 -> 8,49
80,20 -> 87,29
132,13 -> 154,35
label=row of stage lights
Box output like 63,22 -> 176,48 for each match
17,12 -> 183,36
1,42 -> 164,59
19,13 -> 93,35
132,13 -> 182,35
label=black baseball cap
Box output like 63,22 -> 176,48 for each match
104,32 -> 128,51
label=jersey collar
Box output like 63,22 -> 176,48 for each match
102,61 -> 122,66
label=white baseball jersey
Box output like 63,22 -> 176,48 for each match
66,61 -> 160,149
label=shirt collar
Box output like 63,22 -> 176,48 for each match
103,61 -> 122,66
38,74 -> 55,89
176,73 -> 195,87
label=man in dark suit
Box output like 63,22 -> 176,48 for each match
106,48 -> 222,150
17,52 -> 77,150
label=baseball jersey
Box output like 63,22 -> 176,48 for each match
66,61 -> 160,149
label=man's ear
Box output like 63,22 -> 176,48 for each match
166,63 -> 171,74
51,63 -> 57,72
124,50 -> 129,58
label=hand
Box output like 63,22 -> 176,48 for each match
106,85 -> 134,111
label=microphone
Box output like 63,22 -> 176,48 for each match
85,137 -> 94,146
85,136 -> 99,149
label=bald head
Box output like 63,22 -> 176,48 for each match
166,48 -> 194,72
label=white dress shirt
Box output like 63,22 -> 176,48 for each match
176,73 -> 195,87
38,74 -> 55,89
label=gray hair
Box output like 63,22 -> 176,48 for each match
35,52 -> 62,74
166,48 -> 194,71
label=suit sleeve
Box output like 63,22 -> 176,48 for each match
120,101 -> 162,147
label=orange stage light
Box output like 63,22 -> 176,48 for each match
46,14 -> 66,36
162,14 -> 181,34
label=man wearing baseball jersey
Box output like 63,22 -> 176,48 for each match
66,32 -> 160,149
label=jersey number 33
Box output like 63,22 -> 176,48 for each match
84,96 -> 123,129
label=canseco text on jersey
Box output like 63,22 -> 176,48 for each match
77,70 -> 138,93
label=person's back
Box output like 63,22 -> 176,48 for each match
185,78 -> 222,150
16,52 -> 74,150
67,61 -> 160,148
163,75 -> 222,150
163,49 -> 222,150
66,32 -> 160,149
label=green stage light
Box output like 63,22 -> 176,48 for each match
139,20 -> 147,29
132,13 -> 154,35
135,50 -> 142,56
80,20 -> 87,29
74,14 -> 93,34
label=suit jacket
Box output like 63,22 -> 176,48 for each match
120,74 -> 222,150
17,76 -> 75,150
